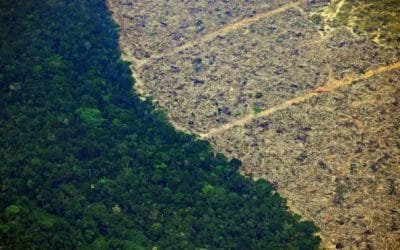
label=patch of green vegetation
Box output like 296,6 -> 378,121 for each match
276,34 -> 286,43
253,106 -> 263,114
310,14 -> 322,25
76,108 -> 104,127
4,205 -> 21,217
194,19 -> 203,27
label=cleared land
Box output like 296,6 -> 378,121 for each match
211,69 -> 400,249
108,0 -> 400,249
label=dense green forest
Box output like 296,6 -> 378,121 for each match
0,0 -> 320,248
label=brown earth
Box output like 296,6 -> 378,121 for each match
107,0 -> 400,249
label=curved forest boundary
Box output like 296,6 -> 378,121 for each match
0,0 -> 320,249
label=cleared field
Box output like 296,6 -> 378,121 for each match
138,9 -> 329,132
137,9 -> 398,134
210,70 -> 400,249
108,0 -> 293,60
108,0 -> 400,248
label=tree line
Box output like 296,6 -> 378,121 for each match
0,0 -> 320,248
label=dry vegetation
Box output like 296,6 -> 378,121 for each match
108,0 -> 293,60
108,0 -> 400,248
309,0 -> 400,49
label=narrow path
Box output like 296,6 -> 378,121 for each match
200,61 -> 400,138
137,0 -> 305,70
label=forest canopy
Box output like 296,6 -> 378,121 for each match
0,0 -> 320,249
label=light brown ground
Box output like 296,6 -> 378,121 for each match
107,0 -> 400,249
